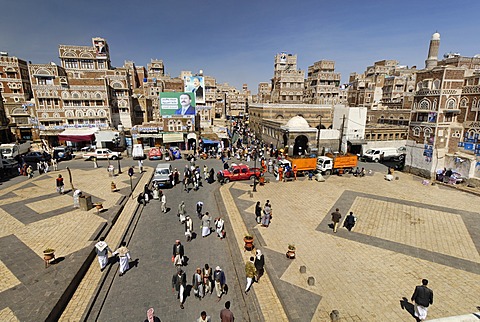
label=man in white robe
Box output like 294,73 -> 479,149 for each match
184,216 -> 193,242
214,217 -> 225,239
160,191 -> 167,213
113,241 -> 131,276
201,212 -> 211,238
95,237 -> 112,271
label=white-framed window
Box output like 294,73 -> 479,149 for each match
168,120 -> 175,131
80,59 -> 94,69
423,127 -> 432,143
413,127 -> 421,137
460,98 -> 468,107
433,79 -> 441,90
65,59 -> 78,69
176,121 -> 182,131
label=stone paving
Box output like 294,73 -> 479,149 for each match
0,165 -> 144,322
222,170 -> 480,321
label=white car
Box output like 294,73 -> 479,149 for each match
83,149 -> 122,160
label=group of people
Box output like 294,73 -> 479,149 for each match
255,200 -> 273,227
94,238 -> 132,276
330,208 -> 357,233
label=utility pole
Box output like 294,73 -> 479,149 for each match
338,115 -> 346,154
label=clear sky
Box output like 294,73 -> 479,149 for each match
1,0 -> 479,93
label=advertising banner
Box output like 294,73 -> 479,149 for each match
184,76 -> 205,104
159,92 -> 196,117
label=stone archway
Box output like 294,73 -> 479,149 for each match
293,135 -> 309,156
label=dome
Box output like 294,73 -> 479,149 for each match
431,32 -> 440,41
285,116 -> 310,129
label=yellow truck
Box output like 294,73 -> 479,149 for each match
316,153 -> 358,175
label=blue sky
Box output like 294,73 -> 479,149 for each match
1,0 -> 479,93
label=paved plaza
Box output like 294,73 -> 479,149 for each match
0,158 -> 479,321
224,170 -> 480,321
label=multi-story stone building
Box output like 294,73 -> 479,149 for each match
406,32 -> 480,181
0,52 -> 37,141
254,82 -> 272,104
270,52 -> 305,104
304,60 -> 341,105
347,60 -> 417,150
0,92 -> 12,143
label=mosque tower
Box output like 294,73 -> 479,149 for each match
425,32 -> 440,69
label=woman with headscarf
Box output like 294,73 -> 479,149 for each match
255,201 -> 262,224
254,249 -> 265,282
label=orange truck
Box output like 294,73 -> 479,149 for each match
316,153 -> 358,175
273,156 -> 317,176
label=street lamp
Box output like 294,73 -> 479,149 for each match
252,147 -> 258,192
113,134 -> 122,174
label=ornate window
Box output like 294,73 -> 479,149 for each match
75,110 -> 84,118
416,82 -> 422,91
446,98 -> 456,109
98,110 -> 106,117
419,99 -> 430,110
413,127 -> 421,137
433,79 -> 441,90
460,98 -> 468,107
87,109 -> 95,117
72,92 -> 80,99
176,121 -> 183,131
65,110 -> 74,118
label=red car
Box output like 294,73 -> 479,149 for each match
218,164 -> 261,183
148,147 -> 163,160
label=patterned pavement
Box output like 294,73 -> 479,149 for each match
222,170 -> 480,321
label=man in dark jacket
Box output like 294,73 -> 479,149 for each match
411,279 -> 433,321
172,268 -> 187,309
172,240 -> 184,267
331,208 -> 342,233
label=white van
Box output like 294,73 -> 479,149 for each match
132,144 -> 146,160
362,147 -> 404,162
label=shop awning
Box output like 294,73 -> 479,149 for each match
58,128 -> 97,142
162,133 -> 184,143
202,139 -> 220,145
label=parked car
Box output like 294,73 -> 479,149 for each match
83,149 -> 122,160
1,158 -> 19,170
53,146 -> 73,161
22,151 -> 52,163
148,147 -> 163,160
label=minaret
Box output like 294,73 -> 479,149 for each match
425,32 -> 440,69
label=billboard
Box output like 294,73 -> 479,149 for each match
159,92 -> 196,117
184,75 -> 205,104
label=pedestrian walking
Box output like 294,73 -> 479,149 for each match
160,190 -> 167,213
51,158 -> 58,171
93,156 -> 98,168
113,241 -> 131,276
56,174 -> 64,194
94,237 -> 112,271
214,217 -> 225,239
192,267 -> 204,300
203,264 -> 212,294
138,159 -> 143,172
255,201 -> 262,224
171,268 -> 186,309
143,184 -> 151,203
173,168 -> 179,185
244,257 -> 256,294
331,208 -> 342,233
196,201 -> 204,219
203,165 -> 208,180
145,307 -> 161,322
411,279 -> 433,322
178,201 -> 186,223
201,212 -> 211,238
213,266 -> 226,300
42,160 -> 49,173
26,165 -> 33,178
152,184 -> 159,200
261,202 -> 271,227
254,249 -> 265,283
172,240 -> 184,267
220,301 -> 234,322
184,215 -> 193,242
343,211 -> 357,231
197,311 -> 211,322
73,189 -> 82,208
37,161 -> 44,175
